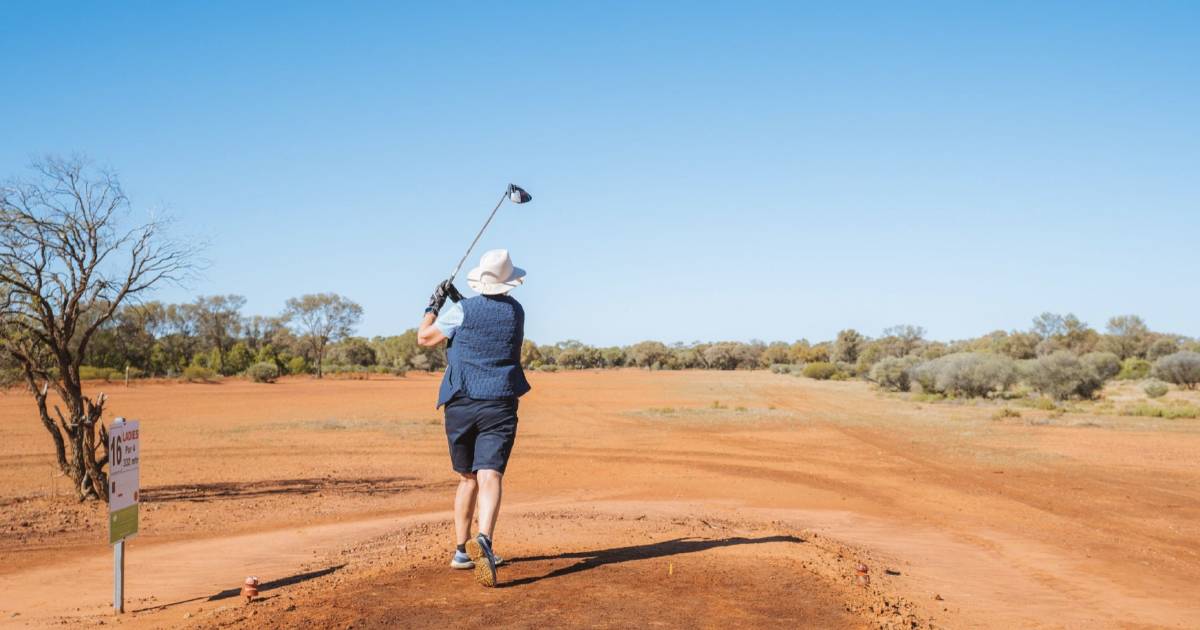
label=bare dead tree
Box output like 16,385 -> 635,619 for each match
0,156 -> 198,501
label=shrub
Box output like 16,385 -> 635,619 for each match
1120,402 -> 1200,420
910,353 -> 1017,398
1143,380 -> 1169,398
854,345 -> 885,376
224,342 -> 254,376
333,337 -> 377,367
558,345 -> 604,369
1017,396 -> 1059,411
869,356 -> 917,392
286,356 -> 307,375
830,329 -> 865,364
1117,358 -> 1151,380
760,342 -> 792,367
1025,351 -> 1110,400
371,366 -> 406,376
1153,351 -> 1200,390
537,364 -> 559,372
246,362 -> 280,383
1147,338 -> 1181,361
79,366 -> 116,381
182,366 -> 216,383
1082,352 -> 1121,382
770,364 -> 797,375
319,365 -> 374,379
992,407 -> 1022,420
802,362 -> 839,380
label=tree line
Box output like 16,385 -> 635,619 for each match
57,292 -> 447,382
59,298 -> 1200,396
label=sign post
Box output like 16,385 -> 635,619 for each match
108,418 -> 140,614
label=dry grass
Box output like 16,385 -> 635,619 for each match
1120,402 -> 1200,420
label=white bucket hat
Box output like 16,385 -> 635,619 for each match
467,249 -> 526,295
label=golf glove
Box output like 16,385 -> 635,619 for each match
445,282 -> 463,304
425,280 -> 462,315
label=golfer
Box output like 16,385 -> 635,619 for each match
418,248 -> 531,588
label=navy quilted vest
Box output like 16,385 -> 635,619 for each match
437,294 -> 531,408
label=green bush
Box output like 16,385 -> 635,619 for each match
319,364 -> 375,379
286,356 -> 307,375
1082,352 -> 1121,382
246,362 -> 280,383
910,353 -> 1017,398
1153,351 -> 1200,390
1117,358 -> 1151,380
371,365 -> 406,376
868,356 -> 917,392
1143,380 -> 1169,398
1147,338 -> 1181,361
332,337 -> 377,367
537,364 -> 559,372
79,366 -> 117,381
323,365 -> 374,378
182,366 -> 216,383
1024,351 -> 1110,400
802,362 -> 838,380
225,342 -> 254,375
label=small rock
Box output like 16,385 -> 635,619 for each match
183,613 -> 192,619
933,593 -> 944,601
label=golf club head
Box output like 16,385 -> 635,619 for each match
508,184 -> 532,204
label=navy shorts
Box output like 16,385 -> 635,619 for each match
443,395 -> 519,474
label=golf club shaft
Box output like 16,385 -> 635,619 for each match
449,189 -> 509,282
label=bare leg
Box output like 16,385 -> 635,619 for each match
475,469 -> 503,538
454,472 -> 478,546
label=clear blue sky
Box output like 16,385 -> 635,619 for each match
2,2 -> 1197,345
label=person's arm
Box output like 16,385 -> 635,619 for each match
418,281 -> 463,346
418,311 -> 446,346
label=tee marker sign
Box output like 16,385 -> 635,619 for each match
108,419 -> 140,544
108,418 -> 140,615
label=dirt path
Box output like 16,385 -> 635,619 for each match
1,371 -> 1198,628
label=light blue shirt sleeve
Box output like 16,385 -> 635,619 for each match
434,301 -> 464,338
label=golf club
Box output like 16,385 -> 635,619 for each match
447,184 -> 532,283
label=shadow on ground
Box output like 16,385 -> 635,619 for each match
133,565 -> 345,613
142,477 -> 448,503
503,535 -> 803,587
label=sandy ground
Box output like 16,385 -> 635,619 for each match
1,370 -> 1198,629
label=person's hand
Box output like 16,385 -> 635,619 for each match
445,281 -> 463,303
426,280 -> 462,315
426,281 -> 450,315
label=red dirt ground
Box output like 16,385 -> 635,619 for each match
1,370 -> 1197,628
